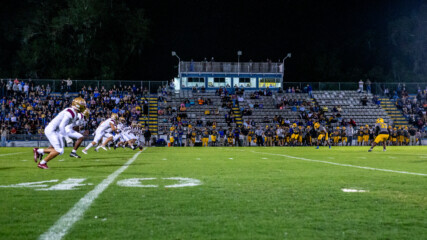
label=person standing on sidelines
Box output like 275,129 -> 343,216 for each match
345,125 -> 354,146
33,97 -> 86,169
368,118 -> 389,152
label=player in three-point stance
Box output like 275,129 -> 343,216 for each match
82,113 -> 118,154
33,97 -> 86,169
65,109 -> 90,158
368,118 -> 389,152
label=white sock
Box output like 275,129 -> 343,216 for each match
72,149 -> 76,153
40,160 -> 46,164
37,149 -> 44,154
96,146 -> 101,150
85,143 -> 93,150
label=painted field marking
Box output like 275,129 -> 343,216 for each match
341,188 -> 368,193
116,177 -> 202,188
388,156 -> 397,159
196,158 -> 201,160
262,158 -> 268,160
58,159 -> 65,162
162,158 -> 167,161
251,151 -> 427,177
21,160 -> 28,162
0,152 -> 25,157
39,150 -> 143,240
229,158 -> 234,160
0,180 -> 58,188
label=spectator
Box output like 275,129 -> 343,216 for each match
358,79 -> 364,93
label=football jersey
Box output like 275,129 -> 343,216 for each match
65,113 -> 84,131
375,123 -> 388,134
46,107 -> 78,135
96,118 -> 116,132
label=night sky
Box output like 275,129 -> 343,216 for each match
134,0 -> 422,81
0,0 -> 424,81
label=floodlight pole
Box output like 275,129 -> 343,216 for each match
237,51 -> 242,76
281,53 -> 292,90
171,51 -> 181,79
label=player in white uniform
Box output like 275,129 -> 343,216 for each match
33,97 -> 86,169
116,122 -> 138,150
82,113 -> 118,154
66,109 -> 90,158
112,117 -> 126,148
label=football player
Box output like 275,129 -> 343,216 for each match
66,109 -> 90,158
368,118 -> 389,152
315,122 -> 331,149
82,113 -> 118,154
33,97 -> 86,169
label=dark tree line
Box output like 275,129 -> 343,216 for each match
0,0 -> 149,79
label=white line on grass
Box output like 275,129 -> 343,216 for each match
0,152 -> 25,157
39,150 -> 144,240
251,151 -> 427,177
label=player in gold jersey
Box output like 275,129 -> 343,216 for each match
368,118 -> 389,152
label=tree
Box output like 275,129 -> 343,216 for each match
18,0 -> 150,79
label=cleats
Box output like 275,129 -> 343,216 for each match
329,145 -> 331,149
316,146 -> 319,149
368,149 -> 372,152
82,149 -> 88,154
70,152 -> 81,158
33,148 -> 39,163
94,148 -> 99,152
37,163 -> 49,169
383,149 -> 386,152
100,146 -> 107,151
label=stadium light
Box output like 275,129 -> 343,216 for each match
281,53 -> 292,90
171,51 -> 181,78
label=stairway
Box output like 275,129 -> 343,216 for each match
379,97 -> 408,128
148,97 -> 158,135
232,103 -> 243,127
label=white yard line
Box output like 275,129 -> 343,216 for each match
0,152 -> 25,157
39,150 -> 144,240
251,151 -> 427,177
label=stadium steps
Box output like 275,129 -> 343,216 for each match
148,97 -> 158,135
379,98 -> 408,128
232,104 -> 243,127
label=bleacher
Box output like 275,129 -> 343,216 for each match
239,91 -> 313,128
312,91 -> 391,126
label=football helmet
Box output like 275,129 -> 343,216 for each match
83,109 -> 90,119
71,97 -> 86,112
111,113 -> 118,121
376,118 -> 384,123
314,123 -> 320,129
119,117 -> 126,123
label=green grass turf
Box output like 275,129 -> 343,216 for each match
0,146 -> 426,239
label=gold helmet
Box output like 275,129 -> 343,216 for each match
342,127 -> 346,130
83,109 -> 90,119
292,123 -> 297,128
376,118 -> 384,124
388,126 -> 392,129
131,121 -> 137,127
336,127 -> 340,130
71,97 -> 86,112
111,113 -> 118,121
365,124 -> 369,128
314,123 -> 320,129
119,117 -> 126,123
138,123 -> 143,128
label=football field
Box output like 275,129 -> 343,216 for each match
0,146 -> 426,239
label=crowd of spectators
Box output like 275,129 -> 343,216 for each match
394,87 -> 427,129
0,78 -> 175,140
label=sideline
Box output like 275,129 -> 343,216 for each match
39,149 -> 144,240
251,151 -> 427,177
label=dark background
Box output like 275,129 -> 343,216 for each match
1,0 -> 426,82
